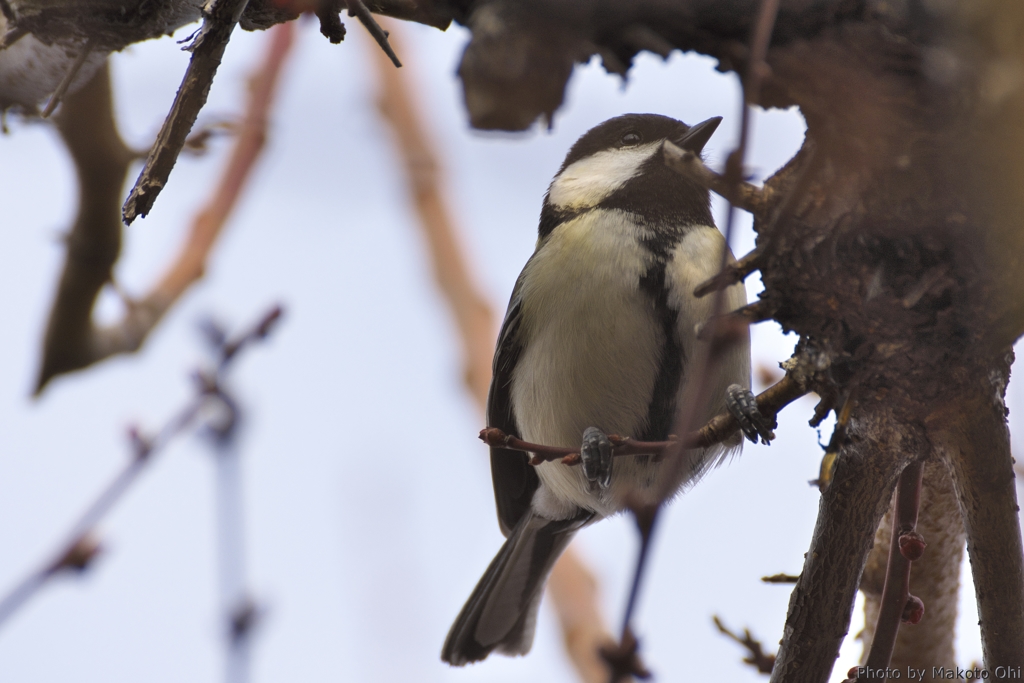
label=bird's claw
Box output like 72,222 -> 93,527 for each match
726,384 -> 775,445
582,426 -> 613,491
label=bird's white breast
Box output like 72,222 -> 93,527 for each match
512,215 -> 750,519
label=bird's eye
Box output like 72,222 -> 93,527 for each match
620,131 -> 642,146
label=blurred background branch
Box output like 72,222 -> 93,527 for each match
0,305 -> 283,631
36,21 -> 295,393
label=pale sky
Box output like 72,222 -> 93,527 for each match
0,16 -> 995,683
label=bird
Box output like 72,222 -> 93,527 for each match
441,113 -> 757,666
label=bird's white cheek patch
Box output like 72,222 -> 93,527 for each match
547,143 -> 661,210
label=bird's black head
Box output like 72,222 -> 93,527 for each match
540,113 -> 721,238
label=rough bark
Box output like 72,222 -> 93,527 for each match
770,409 -> 919,683
928,379 -> 1024,667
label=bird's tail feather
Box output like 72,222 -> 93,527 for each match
441,510 -> 590,666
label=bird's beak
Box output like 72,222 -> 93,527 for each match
676,116 -> 723,154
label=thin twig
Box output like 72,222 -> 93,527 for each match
481,374 -> 805,466
693,246 -> 764,298
123,0 -> 252,224
208,389 -> 258,683
99,24 -> 292,365
696,302 -> 777,340
858,459 -> 926,678
614,506 -> 658,681
713,616 -> 776,674
37,22 -> 292,393
761,573 -> 800,584
858,459 -> 961,669
656,0 -> 782,504
347,0 -> 401,67
40,38 -> 95,117
662,141 -> 767,216
0,306 -> 283,630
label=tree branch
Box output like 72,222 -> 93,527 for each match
102,21 -> 294,350
663,141 -> 769,217
1,306 -> 283,630
479,374 -> 806,465
371,23 -> 494,403
123,0 -> 252,224
858,459 -> 925,677
770,408 -> 920,683
714,616 -> 776,675
860,459 -> 962,678
36,21 -> 294,393
929,385 -> 1024,665
35,61 -> 133,393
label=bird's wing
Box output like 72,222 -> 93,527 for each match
487,276 -> 539,537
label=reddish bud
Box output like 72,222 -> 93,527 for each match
53,533 -> 103,574
899,531 -> 927,561
902,595 -> 925,624
255,304 -> 284,338
479,428 -> 505,446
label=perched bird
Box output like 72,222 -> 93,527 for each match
442,113 -> 756,666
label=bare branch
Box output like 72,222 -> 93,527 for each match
857,459 -> 925,678
123,0 -> 252,224
929,390 -> 1024,664
0,305 -> 283,630
663,141 -> 768,217
770,409 -> 920,683
693,247 -> 764,299
35,62 -> 134,393
105,22 -> 293,348
860,459 -> 962,672
714,616 -> 776,675
610,1 -> 783,653
480,374 -> 806,465
371,22 -> 493,403
761,574 -> 800,584
39,37 -> 94,117
547,550 -> 624,683
347,0 -> 400,66
36,22 -> 294,393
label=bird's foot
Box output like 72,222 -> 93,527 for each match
581,427 -> 613,491
726,384 -> 775,445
